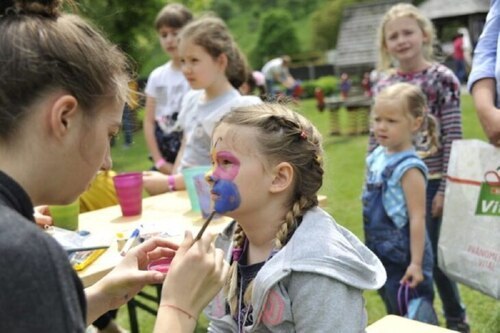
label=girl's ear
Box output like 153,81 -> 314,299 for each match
422,30 -> 430,44
412,116 -> 424,133
48,94 -> 79,140
217,53 -> 228,71
269,162 -> 294,194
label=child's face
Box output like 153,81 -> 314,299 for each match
158,26 -> 180,58
208,123 -> 274,217
179,39 -> 225,90
383,16 -> 428,65
372,100 -> 420,153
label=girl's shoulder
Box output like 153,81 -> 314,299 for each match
389,151 -> 428,183
426,63 -> 460,85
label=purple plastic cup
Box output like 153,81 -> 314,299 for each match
113,172 -> 143,216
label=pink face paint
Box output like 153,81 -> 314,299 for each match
209,147 -> 241,213
212,151 -> 240,181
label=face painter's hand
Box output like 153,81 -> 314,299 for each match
90,237 -> 179,310
160,231 -> 229,318
33,205 -> 53,229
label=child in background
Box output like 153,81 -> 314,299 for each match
143,15 -> 260,195
143,3 -> 193,175
363,83 -> 436,319
370,4 -> 468,331
339,72 -> 351,100
205,104 -> 386,332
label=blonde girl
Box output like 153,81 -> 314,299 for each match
143,15 -> 260,195
364,83 -> 437,320
370,4 -> 468,331
205,104 -> 386,332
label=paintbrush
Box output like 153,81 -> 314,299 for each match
193,211 -> 217,243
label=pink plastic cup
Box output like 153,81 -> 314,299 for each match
113,172 -> 143,216
147,256 -> 174,274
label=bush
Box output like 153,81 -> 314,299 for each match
300,76 -> 339,98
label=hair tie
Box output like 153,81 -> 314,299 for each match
1,6 -> 20,18
231,238 -> 248,262
232,247 -> 243,262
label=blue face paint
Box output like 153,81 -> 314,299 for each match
212,178 -> 241,213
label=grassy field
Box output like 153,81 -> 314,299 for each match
112,94 -> 500,333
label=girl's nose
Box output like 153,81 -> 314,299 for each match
205,169 -> 215,185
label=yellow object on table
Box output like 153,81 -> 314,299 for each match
70,249 -> 107,271
366,315 -> 458,333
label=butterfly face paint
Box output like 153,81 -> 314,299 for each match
209,147 -> 241,213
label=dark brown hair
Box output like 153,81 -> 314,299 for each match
154,3 -> 192,31
0,0 -> 130,142
179,15 -> 248,89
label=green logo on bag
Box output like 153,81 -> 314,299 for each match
475,170 -> 500,216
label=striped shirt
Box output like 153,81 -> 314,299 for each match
369,63 -> 463,194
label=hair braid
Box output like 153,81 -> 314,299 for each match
225,224 -> 245,316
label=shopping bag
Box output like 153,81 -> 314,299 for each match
439,139 -> 500,299
397,283 -> 438,325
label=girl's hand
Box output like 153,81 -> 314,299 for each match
431,192 -> 444,218
400,263 -> 424,288
143,171 -> 169,196
160,231 -> 229,318
157,162 -> 173,175
33,205 -> 53,229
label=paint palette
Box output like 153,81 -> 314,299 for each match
147,257 -> 174,274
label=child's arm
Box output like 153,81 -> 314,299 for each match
400,168 -> 426,288
143,95 -> 174,174
171,135 -> 186,176
471,78 -> 500,145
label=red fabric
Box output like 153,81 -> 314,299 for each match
453,37 -> 464,60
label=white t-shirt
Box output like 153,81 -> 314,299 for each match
145,61 -> 190,124
176,89 -> 261,171
262,58 -> 288,81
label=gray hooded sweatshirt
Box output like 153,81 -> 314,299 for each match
206,207 -> 386,333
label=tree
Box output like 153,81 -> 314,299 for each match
77,0 -> 162,73
310,0 -> 364,51
77,0 -> 213,74
250,9 -> 300,69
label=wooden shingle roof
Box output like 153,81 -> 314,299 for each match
334,0 -> 405,69
419,0 -> 490,20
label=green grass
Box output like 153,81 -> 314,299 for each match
112,94 -> 500,333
